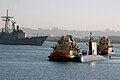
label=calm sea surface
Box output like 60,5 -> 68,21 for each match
0,41 -> 120,80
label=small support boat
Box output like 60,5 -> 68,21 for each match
97,36 -> 115,55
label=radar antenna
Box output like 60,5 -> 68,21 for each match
11,21 -> 16,32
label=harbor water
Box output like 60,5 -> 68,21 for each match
0,41 -> 120,80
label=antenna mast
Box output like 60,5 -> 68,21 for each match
1,10 -> 14,33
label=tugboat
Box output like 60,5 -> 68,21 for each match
97,36 -> 114,55
0,10 -> 48,46
48,34 -> 80,61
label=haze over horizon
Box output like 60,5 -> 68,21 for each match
0,0 -> 120,31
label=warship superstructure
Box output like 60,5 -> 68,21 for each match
0,10 -> 48,45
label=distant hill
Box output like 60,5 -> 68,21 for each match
21,27 -> 120,38
1,27 -> 120,38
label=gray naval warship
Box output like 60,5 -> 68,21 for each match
0,10 -> 48,46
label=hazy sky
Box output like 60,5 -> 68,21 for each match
0,0 -> 120,31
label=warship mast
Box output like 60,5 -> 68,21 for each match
1,10 -> 13,33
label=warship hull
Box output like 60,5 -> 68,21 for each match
0,36 -> 48,46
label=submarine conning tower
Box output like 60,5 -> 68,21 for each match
89,32 -> 97,55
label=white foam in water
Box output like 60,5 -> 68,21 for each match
81,55 -> 106,62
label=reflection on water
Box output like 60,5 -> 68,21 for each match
90,61 -> 96,71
